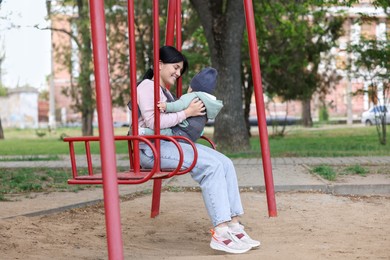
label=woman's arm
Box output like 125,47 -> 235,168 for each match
137,80 -> 204,129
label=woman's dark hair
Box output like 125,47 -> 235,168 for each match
142,45 -> 188,80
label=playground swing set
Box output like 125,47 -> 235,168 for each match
63,0 -> 277,258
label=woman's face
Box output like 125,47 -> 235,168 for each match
159,61 -> 184,87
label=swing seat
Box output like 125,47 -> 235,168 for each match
63,134 -> 203,185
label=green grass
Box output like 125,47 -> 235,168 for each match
0,155 -> 60,162
0,168 -> 88,200
0,127 -> 128,156
312,165 -> 337,181
342,165 -> 369,176
311,164 -> 377,181
249,126 -> 390,158
0,126 -> 389,158
0,126 -> 387,198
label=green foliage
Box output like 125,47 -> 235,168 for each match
348,39 -> 390,83
343,165 -> 368,176
251,1 -> 344,102
344,0 -> 389,146
319,105 -> 329,122
348,37 -> 389,145
0,168 -> 43,194
35,129 -> 47,138
312,165 -> 337,181
39,89 -> 49,101
47,0 -> 94,136
239,0 -> 345,129
311,164 -> 370,181
0,85 -> 7,96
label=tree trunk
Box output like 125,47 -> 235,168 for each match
243,68 -> 253,137
191,0 -> 250,153
0,118 -> 4,139
78,0 -> 94,136
301,99 -> 313,127
82,108 -> 94,136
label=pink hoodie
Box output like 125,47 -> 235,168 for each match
137,79 -> 186,130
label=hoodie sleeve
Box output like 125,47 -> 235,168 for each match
137,80 -> 186,130
165,93 -> 197,112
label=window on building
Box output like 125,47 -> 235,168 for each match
361,20 -> 376,40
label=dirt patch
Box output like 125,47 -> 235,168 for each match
1,191 -> 389,259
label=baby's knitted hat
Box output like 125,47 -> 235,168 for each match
190,67 -> 218,94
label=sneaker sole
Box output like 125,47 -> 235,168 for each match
210,241 -> 251,254
249,242 -> 261,249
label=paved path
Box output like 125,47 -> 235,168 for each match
0,156 -> 389,219
1,155 -> 389,168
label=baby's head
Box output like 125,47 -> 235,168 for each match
189,67 -> 218,94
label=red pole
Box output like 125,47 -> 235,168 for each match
165,0 -> 176,47
243,0 -> 277,217
89,0 -> 124,258
175,0 -> 183,97
153,0 -> 161,137
151,0 -> 162,218
128,0 -> 141,172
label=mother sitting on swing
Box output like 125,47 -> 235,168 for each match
136,45 -> 260,254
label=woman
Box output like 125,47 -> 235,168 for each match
137,45 -> 260,254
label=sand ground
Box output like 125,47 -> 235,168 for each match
1,190 -> 389,260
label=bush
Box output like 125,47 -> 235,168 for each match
319,106 -> 329,123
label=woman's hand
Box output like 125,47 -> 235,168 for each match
184,98 -> 206,118
157,101 -> 167,112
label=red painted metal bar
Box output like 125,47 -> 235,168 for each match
165,0 -> 176,47
64,135 -> 195,181
85,141 -> 94,176
127,140 -> 134,169
142,135 -> 185,177
243,0 -> 277,217
151,0 -> 163,218
89,0 -> 124,258
199,135 -> 217,150
127,0 -> 141,173
150,0 -> 177,218
65,136 -> 159,184
175,0 -> 183,97
68,141 -> 78,179
169,136 -> 198,176
65,135 -> 198,185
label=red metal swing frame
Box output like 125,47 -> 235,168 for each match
63,0 -> 276,258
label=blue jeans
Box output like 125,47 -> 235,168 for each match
140,140 -> 244,227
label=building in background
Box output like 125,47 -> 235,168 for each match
49,9 -> 129,128
0,86 -> 39,128
258,1 -> 389,123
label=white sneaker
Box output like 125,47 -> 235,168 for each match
230,224 -> 261,248
210,228 -> 252,254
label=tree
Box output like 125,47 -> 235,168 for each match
190,0 -> 250,152
0,37 -> 5,140
349,39 -> 389,145
0,0 -> 5,139
346,0 -> 389,145
104,1 -> 202,105
44,0 -> 94,136
244,0 -> 344,128
43,1 -> 202,136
